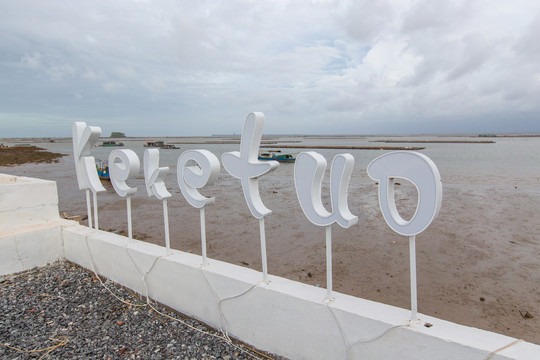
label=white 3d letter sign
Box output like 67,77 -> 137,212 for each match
109,149 -> 140,197
72,116 -> 444,311
177,150 -> 220,208
222,112 -> 279,219
367,151 -> 442,236
294,152 -> 358,228
143,148 -> 172,253
368,151 -> 442,321
72,122 -> 105,193
144,149 -> 172,200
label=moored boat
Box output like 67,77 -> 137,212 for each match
99,141 -> 124,147
258,152 -> 275,160
96,160 -> 110,180
144,140 -> 179,149
273,153 -> 295,162
258,152 -> 296,163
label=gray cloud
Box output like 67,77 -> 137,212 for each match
0,0 -> 539,137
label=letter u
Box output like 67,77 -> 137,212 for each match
294,151 -> 358,228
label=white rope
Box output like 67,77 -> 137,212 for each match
326,302 -> 350,358
200,268 -> 259,343
84,233 -> 145,308
82,231 -> 266,360
483,339 -> 524,360
326,300 -> 407,359
122,245 -> 162,303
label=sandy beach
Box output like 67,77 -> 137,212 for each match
1,135 -> 539,344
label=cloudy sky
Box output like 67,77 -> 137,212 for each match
1,0 -> 539,137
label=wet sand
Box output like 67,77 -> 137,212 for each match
1,137 -> 539,344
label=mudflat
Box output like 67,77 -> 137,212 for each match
1,136 -> 538,344
0,146 -> 65,166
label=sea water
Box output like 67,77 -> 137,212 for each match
3,135 -> 539,207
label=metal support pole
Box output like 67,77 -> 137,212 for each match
409,235 -> 418,321
93,191 -> 99,230
163,199 -> 170,255
259,218 -> 268,282
85,189 -> 93,229
200,207 -> 207,266
126,196 -> 133,242
326,225 -> 333,300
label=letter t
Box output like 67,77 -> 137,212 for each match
222,112 -> 279,219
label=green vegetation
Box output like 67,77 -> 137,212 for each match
0,146 -> 66,166
110,132 -> 126,138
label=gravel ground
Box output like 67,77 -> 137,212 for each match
0,261 -> 284,360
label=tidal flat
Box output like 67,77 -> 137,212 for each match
1,134 -> 539,344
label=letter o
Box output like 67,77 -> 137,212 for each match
367,151 -> 442,236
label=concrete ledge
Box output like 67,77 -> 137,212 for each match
63,225 -> 540,360
0,174 -> 60,231
0,220 -> 73,275
0,174 -> 69,275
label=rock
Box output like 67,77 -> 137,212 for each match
520,310 -> 534,319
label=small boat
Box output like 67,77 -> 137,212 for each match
144,140 -> 179,149
99,141 -> 124,147
258,152 -> 296,163
96,160 -> 110,180
273,153 -> 295,163
144,140 -> 163,147
258,152 -> 275,160
159,144 -> 179,149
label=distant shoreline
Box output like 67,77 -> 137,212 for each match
1,133 -> 540,143
260,144 -> 426,150
372,140 -> 495,144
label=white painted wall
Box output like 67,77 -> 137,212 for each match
0,174 -> 67,275
62,226 -> 540,360
2,173 -> 539,359
0,222 -> 66,275
0,174 -> 60,231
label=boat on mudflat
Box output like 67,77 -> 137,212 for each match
144,140 -> 179,149
258,152 -> 296,163
99,141 -> 124,147
96,160 -> 110,180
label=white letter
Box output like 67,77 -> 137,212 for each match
177,149 -> 220,208
108,149 -> 140,197
222,112 -> 279,219
367,151 -> 442,236
144,149 -> 171,200
72,122 -> 105,193
294,152 -> 358,228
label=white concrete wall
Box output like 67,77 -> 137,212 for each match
0,174 -> 68,275
2,173 -> 540,359
63,226 -> 540,360
0,174 -> 61,231
0,222 -> 67,275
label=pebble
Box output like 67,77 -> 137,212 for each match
0,261 -> 287,359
